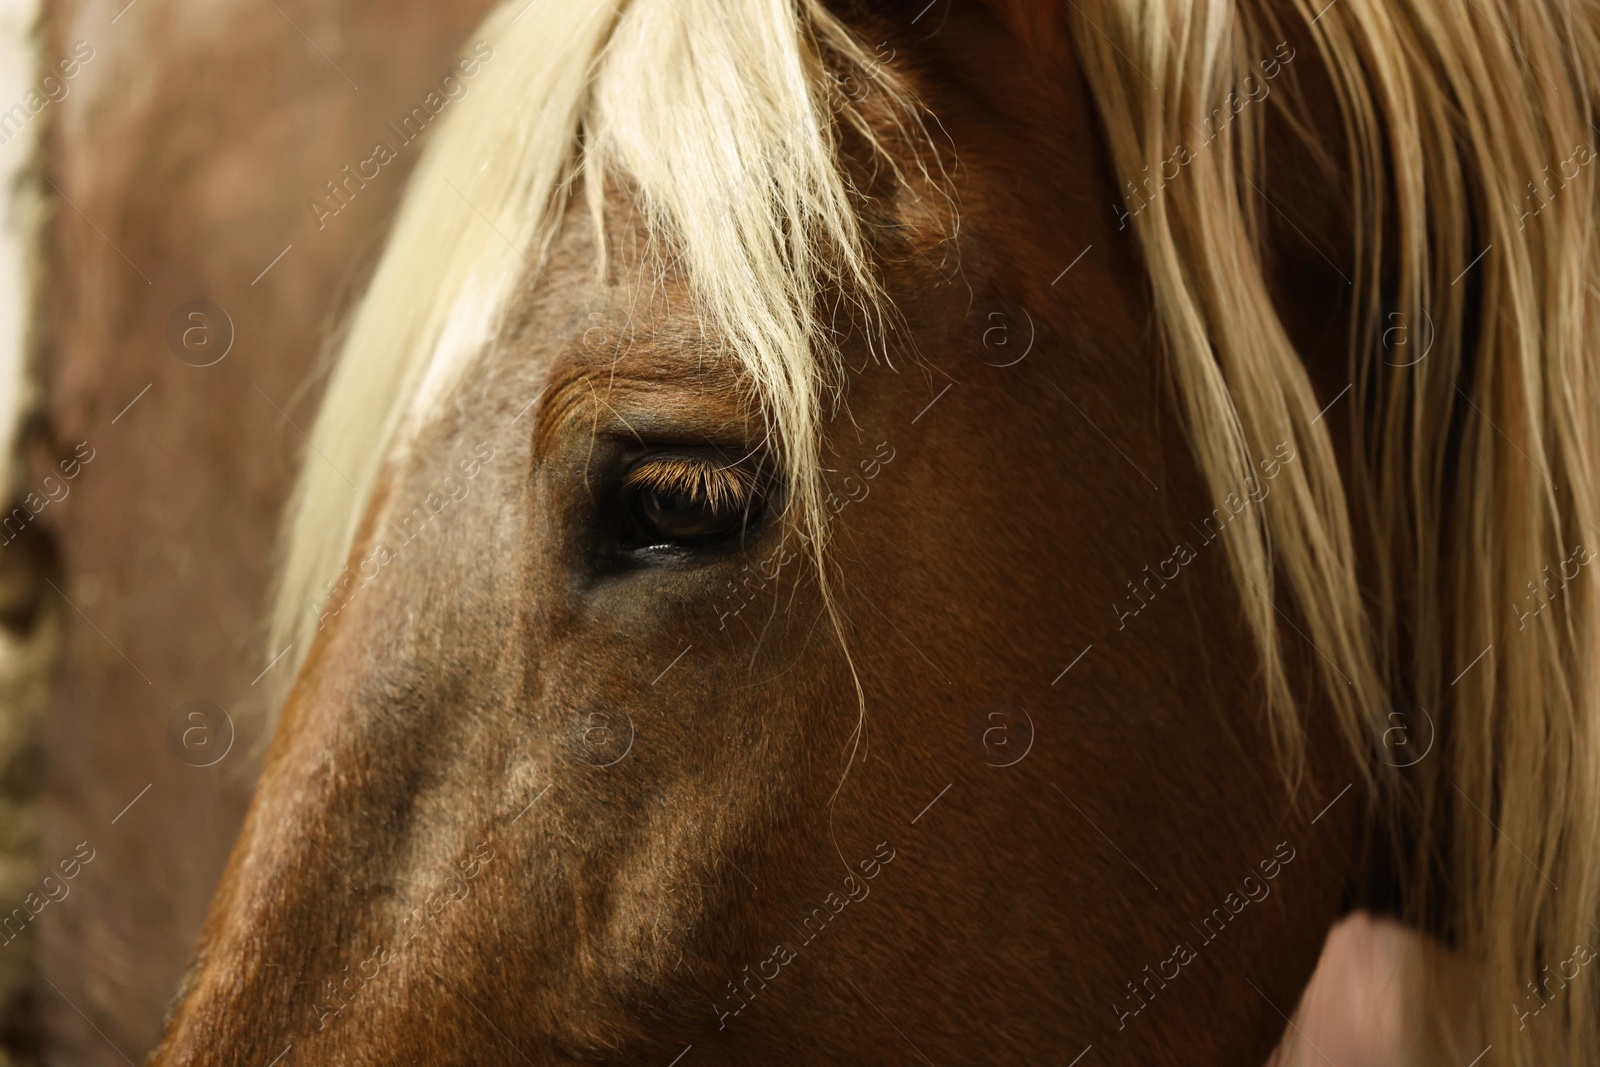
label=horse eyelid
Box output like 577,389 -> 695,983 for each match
623,457 -> 757,510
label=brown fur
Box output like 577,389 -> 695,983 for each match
137,2 -> 1366,1063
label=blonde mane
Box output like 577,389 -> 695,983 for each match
273,0 -> 1600,1061
1076,0 -> 1600,1060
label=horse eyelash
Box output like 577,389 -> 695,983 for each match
623,457 -> 758,512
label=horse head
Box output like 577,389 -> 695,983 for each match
150,1 -> 1600,1064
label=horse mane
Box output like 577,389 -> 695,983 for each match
272,0 -> 1600,1060
1075,0 -> 1600,1059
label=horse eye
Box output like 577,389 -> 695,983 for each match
622,455 -> 764,549
635,486 -> 743,543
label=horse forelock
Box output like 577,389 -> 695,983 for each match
270,0 -> 939,695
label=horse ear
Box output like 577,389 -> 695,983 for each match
964,0 -> 1072,50
854,0 -> 1072,53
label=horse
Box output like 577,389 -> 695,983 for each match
41,0 -> 1596,1062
